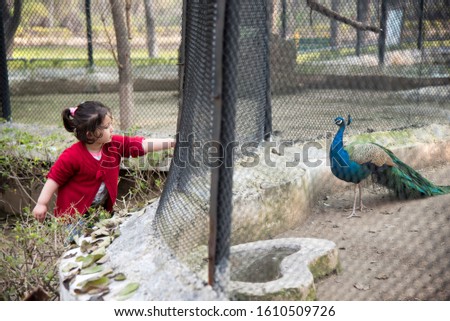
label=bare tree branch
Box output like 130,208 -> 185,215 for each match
125,0 -> 132,40
100,9 -> 121,68
109,0 -> 134,130
306,0 -> 381,33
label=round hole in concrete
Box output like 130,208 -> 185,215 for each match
230,248 -> 297,283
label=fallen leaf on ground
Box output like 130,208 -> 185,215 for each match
354,283 -> 370,291
115,282 -> 140,301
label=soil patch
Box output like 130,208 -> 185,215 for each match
278,164 -> 450,300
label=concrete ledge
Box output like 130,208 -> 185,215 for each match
59,201 -> 222,301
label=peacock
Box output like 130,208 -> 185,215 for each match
329,115 -> 450,218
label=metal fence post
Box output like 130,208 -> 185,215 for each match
417,0 -> 425,50
264,1 -> 273,141
281,0 -> 287,40
209,0 -> 241,293
0,4 -> 11,122
85,0 -> 94,69
378,0 -> 388,65
209,0 -> 227,289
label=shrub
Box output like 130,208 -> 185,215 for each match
0,212 -> 70,300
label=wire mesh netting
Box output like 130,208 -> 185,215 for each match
153,0 -> 449,300
1,0 -> 450,300
269,0 -> 450,142
5,0 -> 182,131
153,0 -> 217,267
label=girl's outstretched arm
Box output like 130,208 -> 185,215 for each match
142,138 -> 176,153
32,178 -> 59,222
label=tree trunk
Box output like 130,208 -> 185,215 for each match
330,0 -> 340,49
356,0 -> 371,56
48,0 -> 55,28
2,0 -> 23,57
109,0 -> 133,130
143,0 -> 157,57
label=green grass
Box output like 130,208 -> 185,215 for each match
296,40 -> 450,64
9,38 -> 448,70
295,39 -> 450,77
9,46 -> 178,69
13,46 -> 178,60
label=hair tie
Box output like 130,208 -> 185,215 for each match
69,107 -> 78,116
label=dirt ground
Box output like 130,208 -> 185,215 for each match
278,164 -> 450,301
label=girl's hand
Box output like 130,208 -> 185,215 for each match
32,178 -> 58,222
143,138 -> 176,153
32,204 -> 48,222
169,138 -> 176,148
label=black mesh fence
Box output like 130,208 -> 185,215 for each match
153,0 -> 272,288
2,0 -> 450,300
5,0 -> 182,132
153,0 -> 217,274
3,0 -> 449,135
153,0 -> 449,300
269,0 -> 450,142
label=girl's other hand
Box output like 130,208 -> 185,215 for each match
32,204 -> 48,222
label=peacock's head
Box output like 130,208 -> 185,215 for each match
334,114 -> 352,127
334,116 -> 346,127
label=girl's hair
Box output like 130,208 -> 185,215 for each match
62,101 -> 112,144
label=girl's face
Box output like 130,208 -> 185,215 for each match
93,114 -> 114,144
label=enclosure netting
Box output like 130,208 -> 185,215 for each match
154,0 -> 450,300
269,0 -> 449,142
5,0 -> 183,132
153,0 -> 269,273
3,0 -> 449,300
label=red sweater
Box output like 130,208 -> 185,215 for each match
47,135 -> 145,217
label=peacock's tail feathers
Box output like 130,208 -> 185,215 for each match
371,143 -> 450,198
348,143 -> 396,167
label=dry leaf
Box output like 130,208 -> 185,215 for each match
98,267 -> 114,278
62,262 -> 79,273
80,255 -> 96,268
80,240 -> 93,253
91,247 -> 106,261
76,276 -> 110,294
80,264 -> 104,275
91,227 -> 110,238
113,273 -> 127,281
96,254 -> 109,265
116,283 -> 140,301
92,236 -> 111,248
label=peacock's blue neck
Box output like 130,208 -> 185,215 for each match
330,125 -> 371,183
331,126 -> 345,152
330,125 -> 349,166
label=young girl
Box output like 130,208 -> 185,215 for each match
32,101 -> 175,222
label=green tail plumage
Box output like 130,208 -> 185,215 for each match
371,143 -> 450,199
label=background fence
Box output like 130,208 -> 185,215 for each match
3,0 -> 183,132
2,0 -> 450,299
2,1 -> 449,137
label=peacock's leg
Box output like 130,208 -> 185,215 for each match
347,184 -> 360,218
358,183 -> 366,211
